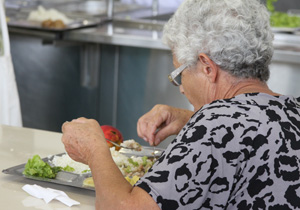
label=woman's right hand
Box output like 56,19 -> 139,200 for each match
137,104 -> 193,146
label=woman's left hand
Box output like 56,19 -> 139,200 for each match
61,117 -> 108,165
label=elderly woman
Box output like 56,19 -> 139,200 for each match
62,0 -> 300,209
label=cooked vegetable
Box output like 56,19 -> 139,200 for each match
125,166 -> 132,174
23,155 -> 62,179
142,156 -> 148,167
125,175 -> 140,186
81,169 -> 91,173
83,177 -> 94,187
63,165 -> 75,172
128,158 -> 139,167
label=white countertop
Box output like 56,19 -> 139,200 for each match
0,125 -> 95,209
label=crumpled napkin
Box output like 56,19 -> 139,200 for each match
22,184 -> 80,207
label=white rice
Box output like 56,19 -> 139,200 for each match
120,139 -> 142,150
51,154 -> 90,174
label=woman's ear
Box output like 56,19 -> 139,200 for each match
198,53 -> 218,83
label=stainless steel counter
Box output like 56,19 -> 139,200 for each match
64,19 -> 167,50
272,32 -> 300,62
63,14 -> 300,66
64,23 -> 300,61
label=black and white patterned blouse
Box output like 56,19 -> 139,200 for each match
136,93 -> 300,209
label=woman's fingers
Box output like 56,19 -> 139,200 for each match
137,105 -> 173,146
137,117 -> 157,145
61,118 -> 106,165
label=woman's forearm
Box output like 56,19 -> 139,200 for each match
89,149 -> 159,210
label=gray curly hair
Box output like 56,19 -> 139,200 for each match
162,0 -> 274,82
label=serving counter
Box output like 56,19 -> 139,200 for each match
0,125 -> 95,209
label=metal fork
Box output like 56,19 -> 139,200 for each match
106,139 -> 141,151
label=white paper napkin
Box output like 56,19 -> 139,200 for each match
22,184 -> 80,207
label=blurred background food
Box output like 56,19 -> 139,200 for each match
41,19 -> 66,29
27,6 -> 73,24
267,0 -> 300,28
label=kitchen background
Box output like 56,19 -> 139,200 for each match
5,0 -> 300,148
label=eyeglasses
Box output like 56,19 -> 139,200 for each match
168,63 -> 189,86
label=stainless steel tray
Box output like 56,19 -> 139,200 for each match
6,8 -> 108,32
5,1 -> 147,32
2,147 -> 164,190
2,153 -> 95,191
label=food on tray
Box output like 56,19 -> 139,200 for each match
81,145 -> 153,186
23,139 -> 156,189
125,175 -> 140,186
41,19 -> 66,29
62,165 -> 75,172
102,125 -> 124,151
83,177 -> 94,187
23,155 -> 81,178
27,6 -> 72,28
110,146 -> 154,177
23,155 -> 62,179
51,154 -> 90,174
50,143 -> 155,177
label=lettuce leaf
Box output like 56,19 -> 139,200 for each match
23,155 -> 62,179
